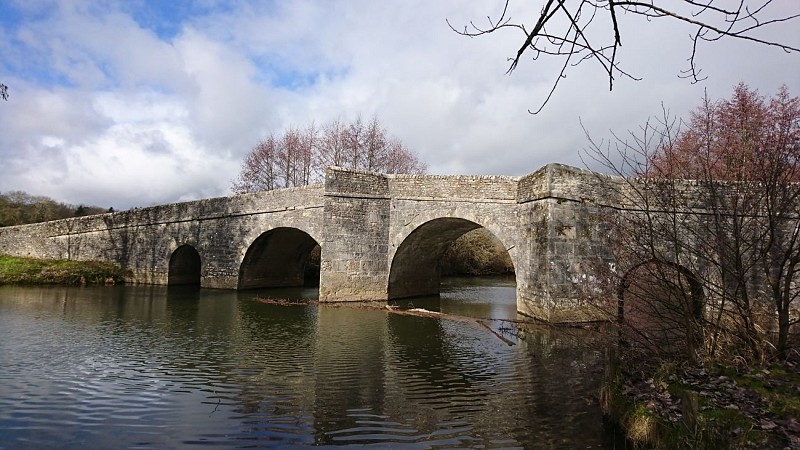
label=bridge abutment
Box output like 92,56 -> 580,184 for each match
515,165 -> 619,322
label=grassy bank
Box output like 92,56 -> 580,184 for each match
0,254 -> 128,286
601,359 -> 800,449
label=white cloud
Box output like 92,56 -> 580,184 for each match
0,0 -> 798,209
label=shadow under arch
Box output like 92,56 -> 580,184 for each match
617,259 -> 705,321
169,244 -> 201,286
238,227 -> 320,290
616,259 -> 705,356
388,217 -> 516,299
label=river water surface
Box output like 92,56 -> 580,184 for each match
0,277 -> 614,449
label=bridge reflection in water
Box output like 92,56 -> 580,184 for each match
0,280 -> 617,448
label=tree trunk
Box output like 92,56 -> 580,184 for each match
777,305 -> 790,360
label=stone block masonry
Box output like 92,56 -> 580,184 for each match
2,163 -> 780,323
319,167 -> 391,301
0,185 -> 325,289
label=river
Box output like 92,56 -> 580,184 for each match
0,277 -> 618,449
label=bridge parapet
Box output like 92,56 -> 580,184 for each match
324,166 -> 389,198
0,184 -> 326,286
388,173 -> 518,202
517,163 -> 624,206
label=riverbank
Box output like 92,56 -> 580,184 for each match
0,254 -> 127,286
602,358 -> 800,448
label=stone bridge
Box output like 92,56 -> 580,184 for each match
0,164 -> 660,322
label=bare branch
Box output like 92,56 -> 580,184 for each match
451,1 -> 799,111
583,84 -> 800,362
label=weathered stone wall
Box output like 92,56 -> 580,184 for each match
389,173 -> 518,201
4,162 -> 787,323
0,185 -> 325,288
0,163 -> 617,320
387,173 -> 522,301
515,164 -> 618,321
517,163 -> 623,205
531,199 -> 616,321
319,167 -> 391,301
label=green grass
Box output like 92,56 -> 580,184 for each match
601,360 -> 797,449
693,405 -> 766,449
719,364 -> 800,420
0,254 -> 128,285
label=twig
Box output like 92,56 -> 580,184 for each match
254,297 -> 318,307
477,320 -> 516,346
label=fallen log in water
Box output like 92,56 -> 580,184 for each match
252,298 -> 517,346
254,297 -> 318,307
383,305 -> 515,346
477,320 -> 516,346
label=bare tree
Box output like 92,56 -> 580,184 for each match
299,121 -> 317,185
385,138 -> 426,174
450,1 -> 800,113
584,84 -> 800,362
344,116 -> 366,170
275,127 -> 313,188
363,116 -> 387,172
231,136 -> 279,193
0,82 -> 7,101
317,119 -> 349,169
232,116 -> 426,194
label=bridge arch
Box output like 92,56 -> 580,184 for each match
238,227 -> 321,290
168,244 -> 202,286
617,259 -> 705,356
388,217 -> 516,299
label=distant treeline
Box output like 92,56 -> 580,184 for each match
0,191 -> 112,227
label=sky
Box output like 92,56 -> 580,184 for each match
1,1 -> 798,210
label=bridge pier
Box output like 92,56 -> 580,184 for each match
318,169 -> 392,302
513,166 -> 618,322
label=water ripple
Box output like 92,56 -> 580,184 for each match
0,284 -> 609,449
